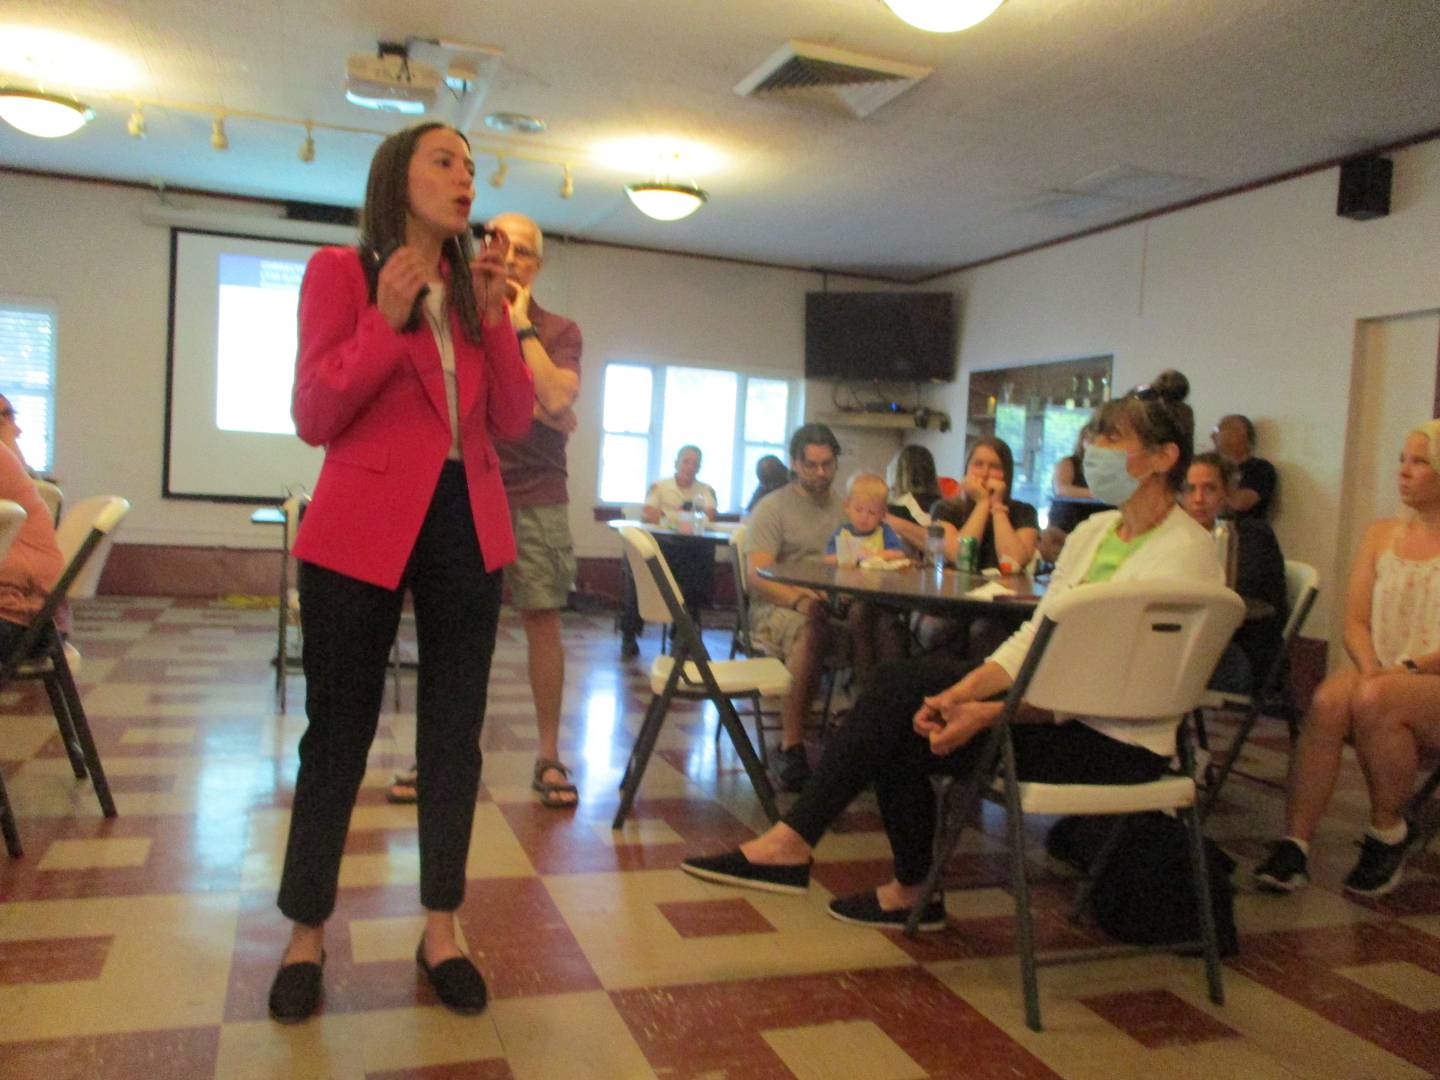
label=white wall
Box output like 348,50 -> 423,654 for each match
915,138 -> 1440,635
0,172 -> 896,561
7,136 -> 1439,625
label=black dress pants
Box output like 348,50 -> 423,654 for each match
277,461 -> 503,925
782,657 -> 1170,886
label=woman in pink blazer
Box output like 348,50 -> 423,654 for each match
269,123 -> 534,1024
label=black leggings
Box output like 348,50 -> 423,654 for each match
782,657 -> 1171,885
278,461 -> 503,925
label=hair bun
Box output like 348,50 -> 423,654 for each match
1149,369 -> 1190,404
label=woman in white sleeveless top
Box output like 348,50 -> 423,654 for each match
1256,419 -> 1440,897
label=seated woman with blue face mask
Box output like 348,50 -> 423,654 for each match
678,387 -> 1223,930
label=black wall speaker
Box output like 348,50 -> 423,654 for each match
1337,155 -> 1392,221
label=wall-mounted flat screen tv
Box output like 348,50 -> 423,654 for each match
804,292 -> 957,382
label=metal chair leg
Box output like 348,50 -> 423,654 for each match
1182,804 -> 1225,1005
999,739 -> 1042,1032
0,770 -> 22,856
44,673 -> 87,778
52,646 -> 116,818
614,688 -> 674,829
1069,817 -> 1128,922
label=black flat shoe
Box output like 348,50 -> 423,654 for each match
268,950 -> 325,1024
416,941 -> 488,1015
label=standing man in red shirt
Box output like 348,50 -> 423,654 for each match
487,212 -> 584,808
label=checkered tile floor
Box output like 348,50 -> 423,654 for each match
0,598 -> 1434,1078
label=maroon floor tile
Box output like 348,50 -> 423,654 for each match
1229,921 -> 1440,1072
367,1063 -> 514,1080
1080,988 -> 1240,1049
0,934 -> 111,985
656,897 -> 777,938
1,1026 -> 219,1080
611,965 -> 1060,1079
496,798 -> 756,876
0,811 -> 255,901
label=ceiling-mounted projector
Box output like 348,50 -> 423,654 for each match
345,45 -> 440,114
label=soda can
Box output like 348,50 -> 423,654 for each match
957,536 -> 978,574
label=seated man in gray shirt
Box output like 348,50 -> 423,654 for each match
745,423 -> 851,792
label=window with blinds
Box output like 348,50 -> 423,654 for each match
0,302 -> 56,472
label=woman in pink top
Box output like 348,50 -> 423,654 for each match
0,395 -> 61,646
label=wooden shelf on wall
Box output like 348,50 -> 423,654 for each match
816,411 -> 949,432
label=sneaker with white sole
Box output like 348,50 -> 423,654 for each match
1253,839 -> 1309,893
1342,833 -> 1410,897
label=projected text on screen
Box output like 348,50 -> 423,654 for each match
216,254 -> 305,435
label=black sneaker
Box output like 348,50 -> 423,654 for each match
620,633 -> 640,660
1253,839 -> 1309,893
1342,832 -> 1410,897
680,849 -> 811,895
777,743 -> 810,793
827,890 -> 947,932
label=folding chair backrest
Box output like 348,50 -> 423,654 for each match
52,496 -> 131,602
1021,579 -> 1245,720
32,480 -> 62,525
729,522 -> 752,610
1281,560 -> 1319,643
0,500 -> 27,563
618,525 -> 688,627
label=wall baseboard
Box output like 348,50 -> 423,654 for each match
98,543 -> 738,610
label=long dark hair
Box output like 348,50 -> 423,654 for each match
888,444 -> 940,500
966,434 -> 1016,493
358,122 -> 484,344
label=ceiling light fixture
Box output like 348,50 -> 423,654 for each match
126,103 -> 146,138
560,164 -> 574,200
625,181 -> 707,222
882,0 -> 1004,33
484,111 -> 546,135
298,123 -> 315,163
0,87 -> 94,138
210,115 -> 229,151
489,154 -> 507,188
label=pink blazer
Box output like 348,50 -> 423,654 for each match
291,246 -> 535,589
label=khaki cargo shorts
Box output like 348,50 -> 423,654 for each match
504,503 -> 577,610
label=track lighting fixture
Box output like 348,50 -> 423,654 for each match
560,164 -> 574,200
210,115 -> 228,150
126,103 -> 146,139
298,123 -> 315,163
489,154 -> 507,189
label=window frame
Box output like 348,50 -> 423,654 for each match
0,296 -> 59,474
597,359 -> 804,513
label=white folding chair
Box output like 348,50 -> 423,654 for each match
0,495 -> 131,857
32,478 -> 62,525
1199,559 -> 1319,816
908,579 -> 1244,1031
613,525 -> 787,829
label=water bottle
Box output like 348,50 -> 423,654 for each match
926,523 -> 947,576
691,490 -> 710,532
1213,520 -> 1238,588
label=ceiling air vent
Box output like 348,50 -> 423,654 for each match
734,41 -> 931,119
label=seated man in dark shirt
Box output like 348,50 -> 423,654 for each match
1212,414 -> 1278,520
1183,452 -> 1289,693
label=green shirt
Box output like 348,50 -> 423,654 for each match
1084,522 -> 1156,583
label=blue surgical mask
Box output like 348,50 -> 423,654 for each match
1083,444 -> 1141,506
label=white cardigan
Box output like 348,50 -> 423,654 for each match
988,505 -> 1224,756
